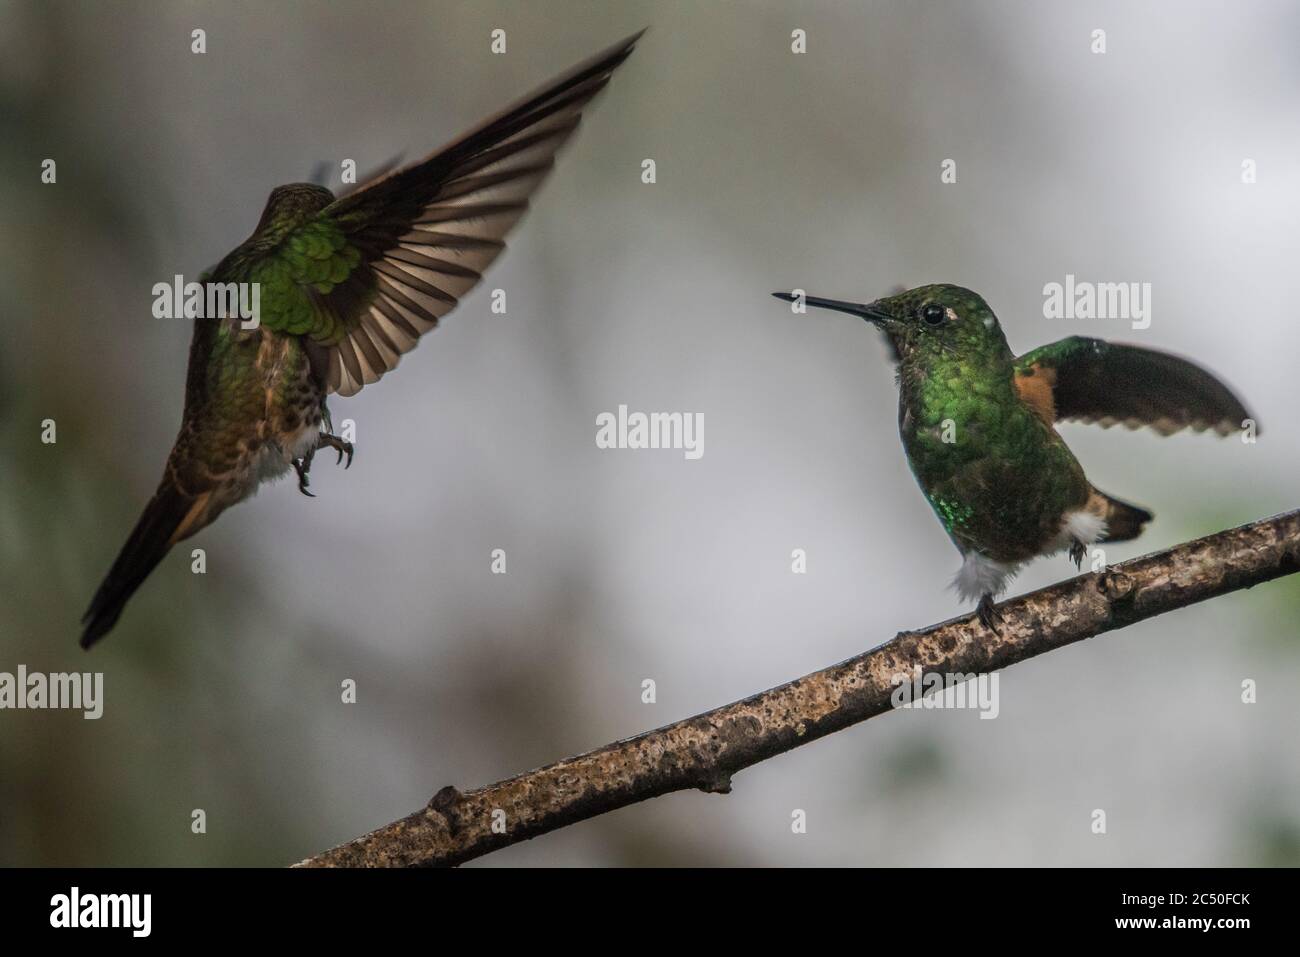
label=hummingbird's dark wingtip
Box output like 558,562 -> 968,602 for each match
79,608 -> 114,650
603,28 -> 647,65
601,28 -> 647,61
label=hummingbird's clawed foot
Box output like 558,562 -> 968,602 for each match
316,432 -> 354,469
976,593 -> 1003,633
1069,538 -> 1087,570
292,457 -> 316,497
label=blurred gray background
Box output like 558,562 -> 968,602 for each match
2,0 -> 1298,866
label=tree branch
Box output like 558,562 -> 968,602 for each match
296,508 -> 1300,867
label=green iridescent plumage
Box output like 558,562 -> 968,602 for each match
204,189 -> 364,342
776,282 -> 1254,629
248,218 -> 361,338
885,285 -> 1090,562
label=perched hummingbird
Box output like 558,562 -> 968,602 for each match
773,284 -> 1254,629
80,32 -> 642,648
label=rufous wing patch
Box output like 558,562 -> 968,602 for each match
1014,363 -> 1057,426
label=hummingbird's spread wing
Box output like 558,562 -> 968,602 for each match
254,30 -> 641,396
1013,336 -> 1253,436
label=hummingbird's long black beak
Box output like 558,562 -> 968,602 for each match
771,292 -> 894,325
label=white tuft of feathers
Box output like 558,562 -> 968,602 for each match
952,509 -> 1109,602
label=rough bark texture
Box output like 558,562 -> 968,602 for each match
296,508 -> 1300,868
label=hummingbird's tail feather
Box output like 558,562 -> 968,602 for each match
80,484 -> 206,649
1092,488 -> 1154,543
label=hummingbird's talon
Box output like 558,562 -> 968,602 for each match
976,593 -> 1003,633
292,458 -> 315,497
1069,538 -> 1087,570
316,432 -> 354,470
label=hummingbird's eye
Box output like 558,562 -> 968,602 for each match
920,303 -> 947,326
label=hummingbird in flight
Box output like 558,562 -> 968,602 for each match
773,284 -> 1254,629
80,32 -> 642,648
